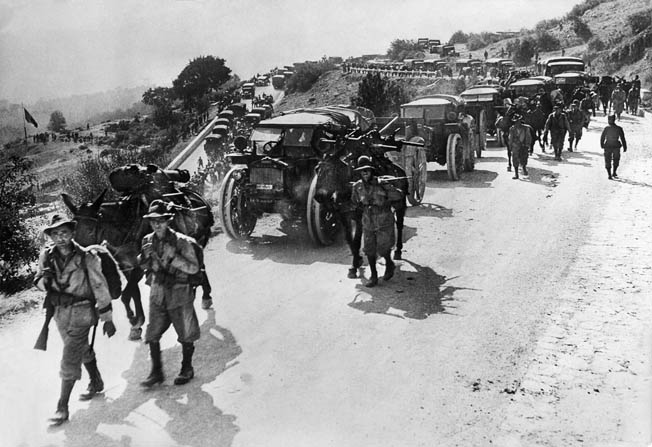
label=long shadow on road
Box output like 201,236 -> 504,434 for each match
427,169 -> 498,188
56,310 -> 241,447
225,221 -> 422,267
349,259 -> 475,320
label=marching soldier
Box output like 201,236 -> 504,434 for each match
600,114 -> 627,179
507,114 -> 532,179
611,84 -> 626,120
138,200 -> 201,387
566,100 -> 585,152
34,215 -> 116,426
351,156 -> 403,288
543,104 -> 570,161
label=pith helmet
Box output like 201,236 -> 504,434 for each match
354,155 -> 375,171
143,199 -> 174,219
43,214 -> 77,236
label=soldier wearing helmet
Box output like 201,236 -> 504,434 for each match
351,156 -> 403,287
566,100 -> 585,152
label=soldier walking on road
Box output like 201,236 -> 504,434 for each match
600,114 -> 627,180
138,200 -> 201,387
34,215 -> 116,426
351,156 -> 404,288
566,100 -> 585,152
543,104 -> 570,161
611,84 -> 626,120
508,114 -> 532,179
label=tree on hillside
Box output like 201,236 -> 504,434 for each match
512,38 -> 536,66
571,17 -> 593,41
448,30 -> 469,44
47,110 -> 67,133
142,87 -> 176,128
0,155 -> 38,292
387,39 -> 422,61
353,72 -> 410,116
535,31 -> 561,52
172,55 -> 232,110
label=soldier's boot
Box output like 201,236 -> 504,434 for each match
512,164 -> 519,179
348,253 -> 363,279
383,255 -> 395,281
612,162 -> 619,178
365,256 -> 378,288
567,139 -> 573,151
79,359 -> 104,401
49,379 -> 75,426
606,167 -> 612,180
174,343 -> 195,385
141,341 -> 164,388
522,165 -> 529,176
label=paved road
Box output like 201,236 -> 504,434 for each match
1,111 -> 651,446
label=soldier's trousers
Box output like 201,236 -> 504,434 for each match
603,146 -> 621,172
512,147 -> 529,172
551,132 -> 566,158
54,301 -> 97,381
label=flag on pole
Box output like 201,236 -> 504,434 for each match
24,108 -> 38,128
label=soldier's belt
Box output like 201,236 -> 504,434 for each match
47,290 -> 90,307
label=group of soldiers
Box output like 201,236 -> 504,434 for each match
35,197 -> 205,426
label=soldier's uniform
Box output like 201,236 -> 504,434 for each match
611,87 -> 626,119
544,107 -> 570,161
351,156 -> 403,287
600,115 -> 627,179
566,102 -> 585,151
35,215 -> 115,425
138,200 -> 201,387
507,116 -> 532,179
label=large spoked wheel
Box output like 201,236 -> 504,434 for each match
464,128 -> 476,173
218,167 -> 257,240
477,109 -> 487,157
446,133 -> 464,181
307,173 -> 340,246
407,137 -> 428,206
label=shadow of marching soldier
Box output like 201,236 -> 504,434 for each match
55,309 -> 242,447
350,259 -> 472,319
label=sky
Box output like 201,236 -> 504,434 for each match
0,0 -> 575,104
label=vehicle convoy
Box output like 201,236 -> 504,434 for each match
378,95 -> 477,181
460,85 -> 505,151
218,108 -> 358,243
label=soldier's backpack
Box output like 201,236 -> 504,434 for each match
187,239 -> 205,288
45,244 -> 125,300
82,244 -> 126,300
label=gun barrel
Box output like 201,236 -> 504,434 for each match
161,169 -> 190,183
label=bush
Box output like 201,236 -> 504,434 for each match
572,17 -> 593,41
629,10 -> 652,34
512,39 -> 536,66
286,60 -> 336,93
387,39 -> 422,61
587,37 -> 606,52
0,155 -> 39,293
566,0 -> 609,20
448,30 -> 468,44
353,72 -> 410,116
535,31 -> 561,52
535,18 -> 561,32
467,34 -> 486,51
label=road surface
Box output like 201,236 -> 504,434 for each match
1,111 -> 651,447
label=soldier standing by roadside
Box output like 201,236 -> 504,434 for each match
138,200 -> 201,387
543,104 -> 570,161
508,114 -> 532,179
566,100 -> 585,152
351,156 -> 403,288
600,114 -> 627,180
611,84 -> 627,120
34,215 -> 116,426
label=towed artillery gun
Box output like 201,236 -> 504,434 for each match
377,94 -> 477,181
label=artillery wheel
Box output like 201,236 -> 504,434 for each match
407,137 -> 427,206
446,133 -> 463,181
477,109 -> 487,157
218,167 -> 256,240
307,172 -> 340,246
464,127 -> 476,173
